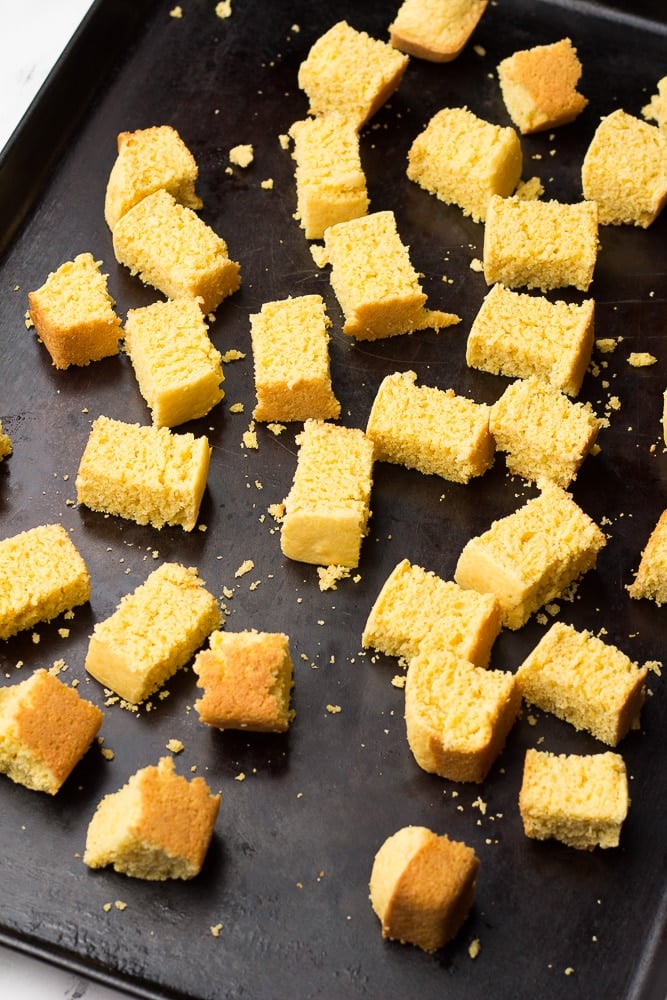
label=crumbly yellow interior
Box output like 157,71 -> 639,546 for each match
519,749 -> 629,849
497,38 -> 587,134
0,523 -> 91,641
516,621 -> 648,745
366,369 -> 494,483
407,106 -> 522,221
466,283 -> 595,396
628,509 -> 667,605
85,562 -> 221,704
124,296 -> 224,428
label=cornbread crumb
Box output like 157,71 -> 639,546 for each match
317,565 -> 351,591
0,422 -> 13,460
642,76 -> 667,129
369,825 -> 479,953
389,0 -> 488,62
166,739 -> 184,754
469,938 -> 481,959
627,352 -> 657,367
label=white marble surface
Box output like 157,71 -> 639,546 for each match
0,8 -> 135,999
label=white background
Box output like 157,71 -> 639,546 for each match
0,2 -> 135,996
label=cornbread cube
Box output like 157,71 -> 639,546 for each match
193,630 -> 295,733
0,421 -> 12,461
288,113 -> 369,239
0,669 -> 103,795
520,749 -> 629,850
250,294 -> 340,422
112,188 -> 241,314
497,38 -> 588,134
124,297 -> 224,427
27,253 -> 121,369
407,106 -> 522,222
369,825 -> 479,953
0,523 -> 90,641
389,0 -> 488,62
85,562 -> 221,704
490,376 -> 601,487
84,756 -> 220,880
104,124 -> 202,230
297,20 -> 409,129
483,196 -> 599,292
642,75 -> 667,130
454,482 -> 606,629
75,415 -> 211,531
582,109 -> 667,228
628,509 -> 667,605
280,419 -> 374,568
362,558 -> 502,668
515,622 -> 647,745
315,210 -> 460,340
405,643 -> 520,783
466,283 -> 595,396
366,370 -> 494,483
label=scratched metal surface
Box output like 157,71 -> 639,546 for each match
0,1 -> 666,997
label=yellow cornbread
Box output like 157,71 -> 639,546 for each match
315,210 -> 460,340
490,376 -> 601,487
369,825 -> 479,953
250,294 -> 340,422
366,370 -> 493,483
193,629 -> 295,733
0,669 -> 103,795
123,296 -> 224,427
454,482 -> 606,629
515,622 -> 647,746
0,524 -> 90,641
27,253 -> 121,369
519,749 -> 629,850
483,196 -> 599,292
405,643 -> 521,783
280,419 -> 374,568
389,0 -> 488,62
581,109 -> 667,228
362,558 -> 502,668
112,188 -> 241,314
407,106 -> 522,222
104,124 -> 202,230
497,38 -> 588,134
85,562 -> 221,704
75,414 -> 211,531
0,421 -> 12,461
297,20 -> 409,129
466,283 -> 595,396
84,756 -> 220,880
628,509 -> 667,606
288,113 -> 369,239
642,75 -> 667,130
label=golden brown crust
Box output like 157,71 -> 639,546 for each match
497,38 -> 587,134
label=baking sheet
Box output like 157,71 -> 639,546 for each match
1,1 -> 666,997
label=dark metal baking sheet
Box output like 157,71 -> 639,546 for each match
1,1 -> 666,998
